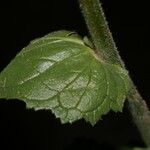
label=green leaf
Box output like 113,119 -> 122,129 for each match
0,30 -> 130,125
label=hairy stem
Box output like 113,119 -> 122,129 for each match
79,0 -> 150,146
128,85 -> 150,146
78,0 -> 124,66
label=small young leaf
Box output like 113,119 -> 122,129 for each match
0,30 -> 130,125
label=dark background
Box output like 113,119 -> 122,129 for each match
0,0 -> 150,149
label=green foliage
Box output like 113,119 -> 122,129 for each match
0,30 -> 130,125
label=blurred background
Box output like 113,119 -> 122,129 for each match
0,0 -> 150,149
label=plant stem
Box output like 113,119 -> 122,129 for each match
128,86 -> 150,146
78,0 -> 124,66
78,0 -> 150,146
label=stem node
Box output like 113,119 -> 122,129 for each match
78,0 -> 150,146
